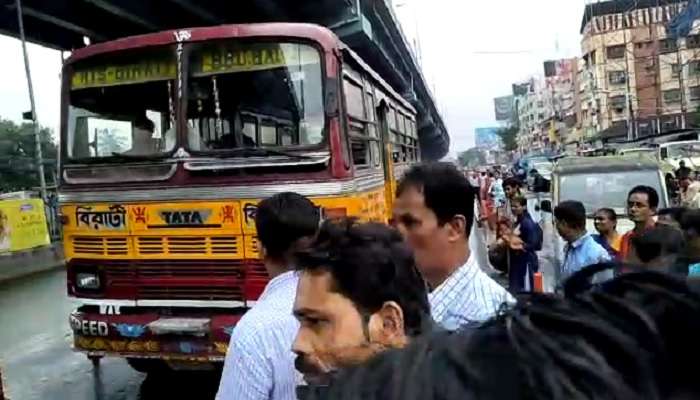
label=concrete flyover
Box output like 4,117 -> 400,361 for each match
0,0 -> 450,159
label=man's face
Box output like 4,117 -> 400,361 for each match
292,271 -> 406,385
504,185 -> 518,199
511,201 -> 524,217
593,212 -> 614,234
392,186 -> 458,274
628,193 -> 654,223
555,218 -> 572,242
681,177 -> 692,190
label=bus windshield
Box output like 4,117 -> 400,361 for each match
67,46 -> 176,161
186,41 -> 324,153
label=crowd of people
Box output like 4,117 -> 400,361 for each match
212,161 -> 700,400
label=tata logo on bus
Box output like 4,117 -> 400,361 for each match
158,209 -> 213,227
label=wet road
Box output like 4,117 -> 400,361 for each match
0,269 -> 221,400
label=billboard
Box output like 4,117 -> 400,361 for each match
494,96 -> 514,121
475,127 -> 502,151
0,199 -> 50,253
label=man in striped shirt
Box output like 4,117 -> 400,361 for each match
216,192 -> 321,400
392,163 -> 514,330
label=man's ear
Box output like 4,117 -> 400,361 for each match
368,301 -> 407,348
446,215 -> 467,242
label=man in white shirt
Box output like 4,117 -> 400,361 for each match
392,163 -> 514,330
216,192 -> 321,400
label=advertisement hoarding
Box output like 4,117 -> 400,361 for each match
0,199 -> 50,253
494,96 -> 514,121
475,127 -> 502,151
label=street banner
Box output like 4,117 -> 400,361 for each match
0,199 -> 50,254
494,96 -> 514,121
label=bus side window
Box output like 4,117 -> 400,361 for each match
660,148 -> 668,159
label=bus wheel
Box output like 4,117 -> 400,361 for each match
126,358 -> 169,374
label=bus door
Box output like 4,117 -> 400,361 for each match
376,101 -> 395,215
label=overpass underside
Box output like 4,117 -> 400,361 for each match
0,0 -> 449,159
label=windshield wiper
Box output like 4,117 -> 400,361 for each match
208,148 -> 313,160
68,153 -> 170,164
110,152 -> 171,161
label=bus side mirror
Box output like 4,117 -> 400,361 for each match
540,200 -> 552,213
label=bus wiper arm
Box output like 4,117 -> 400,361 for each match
67,153 -> 169,164
110,152 -> 170,162
211,148 -> 312,160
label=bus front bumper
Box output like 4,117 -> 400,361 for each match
69,308 -> 243,362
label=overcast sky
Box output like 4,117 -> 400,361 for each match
0,0 -> 584,155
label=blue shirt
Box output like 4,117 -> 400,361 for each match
562,234 -> 612,284
429,254 -> 515,330
216,271 -> 301,400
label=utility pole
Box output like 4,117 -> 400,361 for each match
15,0 -> 47,201
623,21 -> 635,141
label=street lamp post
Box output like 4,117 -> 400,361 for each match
15,0 -> 48,201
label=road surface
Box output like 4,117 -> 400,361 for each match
0,269 -> 221,400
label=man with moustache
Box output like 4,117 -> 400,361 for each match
292,219 -> 431,392
392,162 -> 513,330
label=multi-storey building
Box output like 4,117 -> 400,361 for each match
580,0 -> 700,141
514,77 -> 552,153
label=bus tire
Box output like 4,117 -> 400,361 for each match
126,358 -> 169,374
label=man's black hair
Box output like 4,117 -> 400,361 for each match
554,200 -> 586,230
596,207 -> 618,222
397,162 -> 475,236
512,195 -> 527,207
304,266 -> 700,400
295,218 -> 431,337
134,116 -> 155,132
657,207 -> 687,223
255,192 -> 320,260
502,177 -> 521,189
628,185 -> 660,209
681,209 -> 700,234
630,225 -> 685,263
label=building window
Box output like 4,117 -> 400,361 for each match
663,89 -> 681,104
659,38 -> 678,53
688,35 -> 700,49
671,63 -> 681,79
606,45 -> 625,60
690,61 -> 700,76
610,95 -> 626,113
608,70 -> 627,85
690,86 -> 700,101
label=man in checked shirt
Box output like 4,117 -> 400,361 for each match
392,163 -> 514,330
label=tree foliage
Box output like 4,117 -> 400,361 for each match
0,118 -> 57,192
497,125 -> 519,152
457,147 -> 486,168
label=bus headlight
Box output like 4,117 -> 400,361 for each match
76,273 -> 101,290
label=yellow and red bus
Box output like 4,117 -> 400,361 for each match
59,23 -> 421,370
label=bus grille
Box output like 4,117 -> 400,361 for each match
99,260 -> 250,301
136,236 -> 240,256
72,236 -> 128,256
